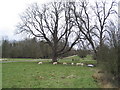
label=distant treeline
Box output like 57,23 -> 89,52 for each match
2,38 -> 76,59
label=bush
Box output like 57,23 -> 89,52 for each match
77,49 -> 90,58
96,45 -> 119,87
97,45 -> 118,73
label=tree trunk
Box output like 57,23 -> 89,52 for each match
52,52 -> 57,62
52,43 -> 58,62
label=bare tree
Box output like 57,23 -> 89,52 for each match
17,2 -> 79,62
92,0 -> 117,49
71,0 -> 117,56
107,21 -> 119,48
71,0 -> 97,55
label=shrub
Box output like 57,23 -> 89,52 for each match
96,44 -> 119,87
77,49 -> 90,58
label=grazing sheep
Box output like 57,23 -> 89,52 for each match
80,63 -> 84,66
63,62 -> 67,65
38,62 -> 43,64
53,62 -> 57,65
71,63 -> 74,65
76,63 -> 84,66
76,63 -> 81,66
0,59 -> 7,61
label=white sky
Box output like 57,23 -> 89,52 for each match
0,0 -> 118,41
0,0 -> 53,41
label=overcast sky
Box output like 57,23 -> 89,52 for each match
0,0 -> 118,41
0,0 -> 54,41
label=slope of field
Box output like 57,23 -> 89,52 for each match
2,56 -> 99,88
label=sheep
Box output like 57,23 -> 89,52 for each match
38,62 -> 43,64
53,62 -> 57,65
71,63 -> 74,65
76,63 -> 84,66
63,62 -> 67,65
76,63 -> 81,66
81,63 -> 84,66
0,58 -> 7,61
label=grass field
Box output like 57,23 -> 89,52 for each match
2,55 -> 99,88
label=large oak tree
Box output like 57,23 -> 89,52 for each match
17,2 -> 79,62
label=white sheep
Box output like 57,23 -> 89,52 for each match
53,62 -> 57,65
38,62 -> 43,64
71,63 -> 74,65
76,63 -> 81,66
80,63 -> 84,66
63,62 -> 67,65
76,63 -> 84,66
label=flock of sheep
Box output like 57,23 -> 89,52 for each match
38,61 -> 94,67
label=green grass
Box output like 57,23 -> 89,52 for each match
59,55 -> 97,64
2,58 -> 33,61
2,55 -> 99,88
1,58 -> 52,62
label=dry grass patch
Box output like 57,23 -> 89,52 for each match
92,69 -> 118,88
